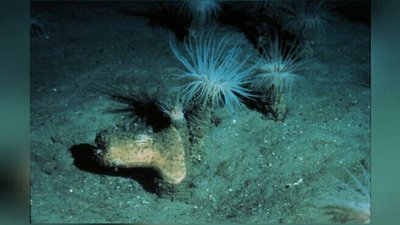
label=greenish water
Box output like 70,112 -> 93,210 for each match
30,1 -> 370,223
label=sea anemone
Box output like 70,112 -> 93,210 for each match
280,0 -> 331,39
158,97 -> 185,122
170,28 -> 257,113
178,0 -> 221,25
254,36 -> 305,95
322,164 -> 371,224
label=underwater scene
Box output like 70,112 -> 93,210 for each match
30,0 -> 371,223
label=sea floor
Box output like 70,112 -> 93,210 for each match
30,1 -> 370,223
